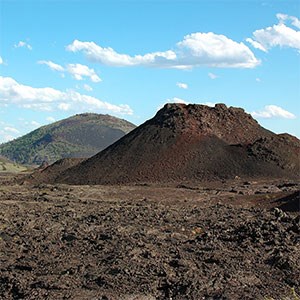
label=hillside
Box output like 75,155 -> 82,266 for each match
54,103 -> 299,185
0,156 -> 28,173
0,113 -> 136,165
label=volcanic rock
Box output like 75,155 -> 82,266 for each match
27,157 -> 85,184
53,103 -> 300,185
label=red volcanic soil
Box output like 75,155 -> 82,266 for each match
26,158 -> 85,185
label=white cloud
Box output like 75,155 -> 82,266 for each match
176,82 -> 188,89
31,121 -> 41,127
66,63 -> 101,82
201,101 -> 216,107
66,40 -> 177,67
0,76 -> 133,115
38,60 -> 65,72
38,60 -> 101,83
0,56 -> 3,64
83,84 -> 93,91
245,38 -> 267,52
159,98 -> 216,110
247,14 -> 300,52
58,103 -> 71,111
177,32 -> 259,68
277,13 -> 300,29
208,72 -> 218,79
158,97 -> 189,110
4,126 -> 19,134
291,17 -> 300,29
14,41 -> 32,50
46,116 -> 56,123
251,105 -> 296,119
256,78 -> 261,82
66,33 -> 259,69
167,97 -> 189,104
22,103 -> 53,111
0,124 -> 19,143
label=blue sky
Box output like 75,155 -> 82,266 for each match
0,0 -> 299,143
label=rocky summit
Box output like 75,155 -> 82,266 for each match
151,103 -> 273,144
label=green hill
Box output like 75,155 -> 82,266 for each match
0,156 -> 28,173
0,113 -> 136,165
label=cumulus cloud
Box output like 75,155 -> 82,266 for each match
66,64 -> 101,82
66,32 -> 259,69
176,82 -> 188,89
247,14 -> 300,52
0,76 -> 133,115
251,105 -> 296,119
14,41 -> 32,50
277,13 -> 300,29
38,60 -> 101,83
38,60 -> 65,72
177,32 -> 259,68
0,56 -> 3,64
66,40 -> 177,67
208,72 -> 218,79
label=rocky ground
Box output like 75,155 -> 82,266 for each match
0,174 -> 299,299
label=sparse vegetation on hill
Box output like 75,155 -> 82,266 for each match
0,156 -> 28,173
0,113 -> 136,165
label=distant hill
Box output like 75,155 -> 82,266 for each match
0,156 -> 28,173
54,103 -> 299,185
0,113 -> 136,165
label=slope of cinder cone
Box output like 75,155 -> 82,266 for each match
55,103 -> 299,185
25,157 -> 86,185
247,133 -> 300,171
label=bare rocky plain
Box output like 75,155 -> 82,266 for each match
1,104 -> 300,299
0,173 -> 299,300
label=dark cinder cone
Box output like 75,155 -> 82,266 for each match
53,103 -> 300,185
